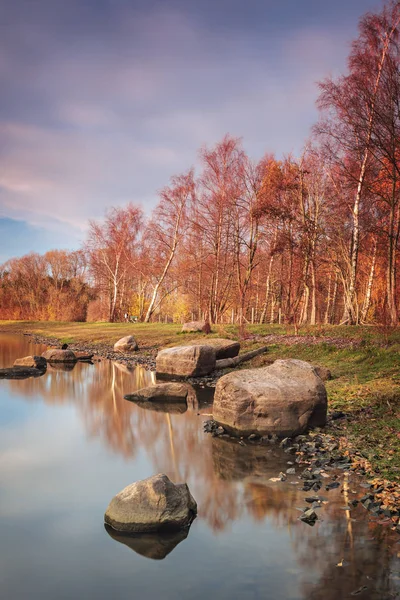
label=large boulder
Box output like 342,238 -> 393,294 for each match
181,321 -> 211,334
104,474 -> 197,533
124,382 -> 192,402
41,349 -> 77,363
156,345 -> 216,378
114,335 -> 138,352
185,338 -> 240,360
213,359 -> 327,438
13,355 -> 47,369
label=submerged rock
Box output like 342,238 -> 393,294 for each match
213,359 -> 327,438
181,321 -> 211,334
0,366 -> 47,379
156,345 -> 216,378
105,524 -> 189,560
104,474 -> 197,533
114,336 -> 139,352
13,355 -> 47,369
42,349 -> 77,363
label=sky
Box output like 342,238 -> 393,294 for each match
0,0 -> 382,262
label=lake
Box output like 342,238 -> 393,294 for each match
0,333 -> 399,599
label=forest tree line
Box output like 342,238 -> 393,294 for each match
1,0 -> 400,326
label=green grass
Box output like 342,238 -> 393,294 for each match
1,319 -> 400,481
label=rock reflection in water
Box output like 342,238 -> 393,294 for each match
212,436 -> 289,481
47,362 -> 77,372
133,400 -> 187,414
2,335 -> 400,599
104,524 -> 189,560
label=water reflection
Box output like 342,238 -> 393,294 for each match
48,362 -> 77,372
105,524 -> 190,560
133,400 -> 188,414
1,334 -> 400,599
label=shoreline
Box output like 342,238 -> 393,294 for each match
22,330 -> 158,371
5,325 -> 400,531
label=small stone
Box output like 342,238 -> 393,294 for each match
300,509 -> 318,525
305,496 -> 322,504
286,468 -> 296,475
114,336 -> 139,352
326,481 -> 340,491
280,437 -> 292,449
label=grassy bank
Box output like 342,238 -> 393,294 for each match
249,343 -> 400,483
1,320 -> 400,482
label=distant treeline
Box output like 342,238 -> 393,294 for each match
1,1 -> 400,326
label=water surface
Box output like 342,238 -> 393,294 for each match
0,333 -> 399,600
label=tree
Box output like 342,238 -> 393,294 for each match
316,0 -> 400,324
86,204 -> 143,322
144,171 -> 194,322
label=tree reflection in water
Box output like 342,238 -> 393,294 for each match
2,336 -> 400,596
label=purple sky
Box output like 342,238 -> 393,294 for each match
0,0 -> 381,261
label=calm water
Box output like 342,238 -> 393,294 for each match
0,334 -> 399,600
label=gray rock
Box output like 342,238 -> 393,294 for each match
104,474 -> 197,533
41,349 -> 77,363
213,359 -> 327,438
124,382 -> 191,402
184,338 -> 240,359
13,355 -> 47,369
181,321 -> 211,334
156,345 -> 216,377
114,336 -> 139,352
